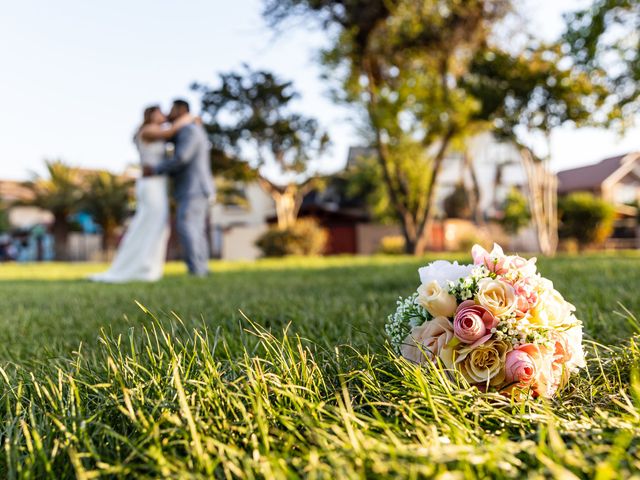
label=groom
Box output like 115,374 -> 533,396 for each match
143,99 -> 215,277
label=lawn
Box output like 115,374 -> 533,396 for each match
1,253 -> 639,478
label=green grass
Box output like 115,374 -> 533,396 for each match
1,253 -> 640,478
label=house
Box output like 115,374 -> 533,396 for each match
557,152 -> 640,205
558,152 -> 640,248
0,180 -> 52,229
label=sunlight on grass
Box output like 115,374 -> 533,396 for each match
0,253 -> 639,477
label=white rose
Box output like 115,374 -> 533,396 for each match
417,280 -> 458,318
563,323 -> 586,371
418,260 -> 474,288
533,288 -> 575,327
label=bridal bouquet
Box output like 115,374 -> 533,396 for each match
386,244 -> 585,398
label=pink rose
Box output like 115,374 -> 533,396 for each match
453,300 -> 497,346
472,243 -> 508,275
504,344 -> 556,398
504,348 -> 537,385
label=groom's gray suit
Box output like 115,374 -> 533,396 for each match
155,123 -> 215,276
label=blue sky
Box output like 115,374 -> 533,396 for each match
1,0 -> 638,180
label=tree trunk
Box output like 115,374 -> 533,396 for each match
258,177 -> 306,230
273,188 -> 298,230
101,219 -> 119,260
52,216 -> 69,261
522,149 -> 558,256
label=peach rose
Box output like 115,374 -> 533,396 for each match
453,300 -> 497,346
476,278 -> 516,318
456,339 -> 510,386
417,280 -> 458,318
401,316 -> 455,364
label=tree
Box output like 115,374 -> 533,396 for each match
193,67 -> 330,229
462,43 -> 617,255
0,202 -> 10,233
264,1 -> 627,254
265,0 -> 510,254
82,171 -> 133,255
24,161 -> 82,260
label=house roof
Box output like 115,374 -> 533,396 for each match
0,180 -> 35,202
557,154 -> 633,193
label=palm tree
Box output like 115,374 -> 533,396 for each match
82,171 -> 133,256
0,201 -> 10,233
23,161 -> 82,260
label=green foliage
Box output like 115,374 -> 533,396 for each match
1,255 -> 640,476
23,160 -> 83,259
24,160 -> 82,218
255,218 -> 328,257
194,67 -> 330,228
263,0 -> 615,253
343,151 -> 399,224
499,187 -> 531,234
465,44 -> 612,138
195,67 -> 329,179
81,171 -> 133,251
443,184 -> 471,219
559,192 -> 615,247
563,0 -> 640,127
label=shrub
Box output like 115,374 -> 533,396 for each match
379,235 -> 406,255
443,184 -> 471,219
499,187 -> 531,234
256,218 -> 327,257
558,192 -> 615,248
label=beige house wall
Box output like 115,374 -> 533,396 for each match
222,225 -> 268,261
356,224 -> 402,255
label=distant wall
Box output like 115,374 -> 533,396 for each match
68,233 -> 102,261
356,224 -> 402,255
222,225 -> 268,261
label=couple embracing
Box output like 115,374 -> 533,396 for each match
90,99 -> 215,283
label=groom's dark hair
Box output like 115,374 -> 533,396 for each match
172,99 -> 190,112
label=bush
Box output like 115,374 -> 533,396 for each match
443,184 -> 471,219
499,187 -> 530,234
558,192 -> 615,248
256,218 -> 328,257
379,235 -> 406,255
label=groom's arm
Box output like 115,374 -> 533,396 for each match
154,126 -> 199,175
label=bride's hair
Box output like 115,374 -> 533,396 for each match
134,105 -> 161,142
141,105 -> 160,127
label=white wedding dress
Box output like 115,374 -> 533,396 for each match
89,138 -> 170,283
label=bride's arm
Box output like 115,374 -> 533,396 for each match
139,115 -> 194,142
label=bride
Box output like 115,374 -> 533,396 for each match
89,105 -> 192,283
